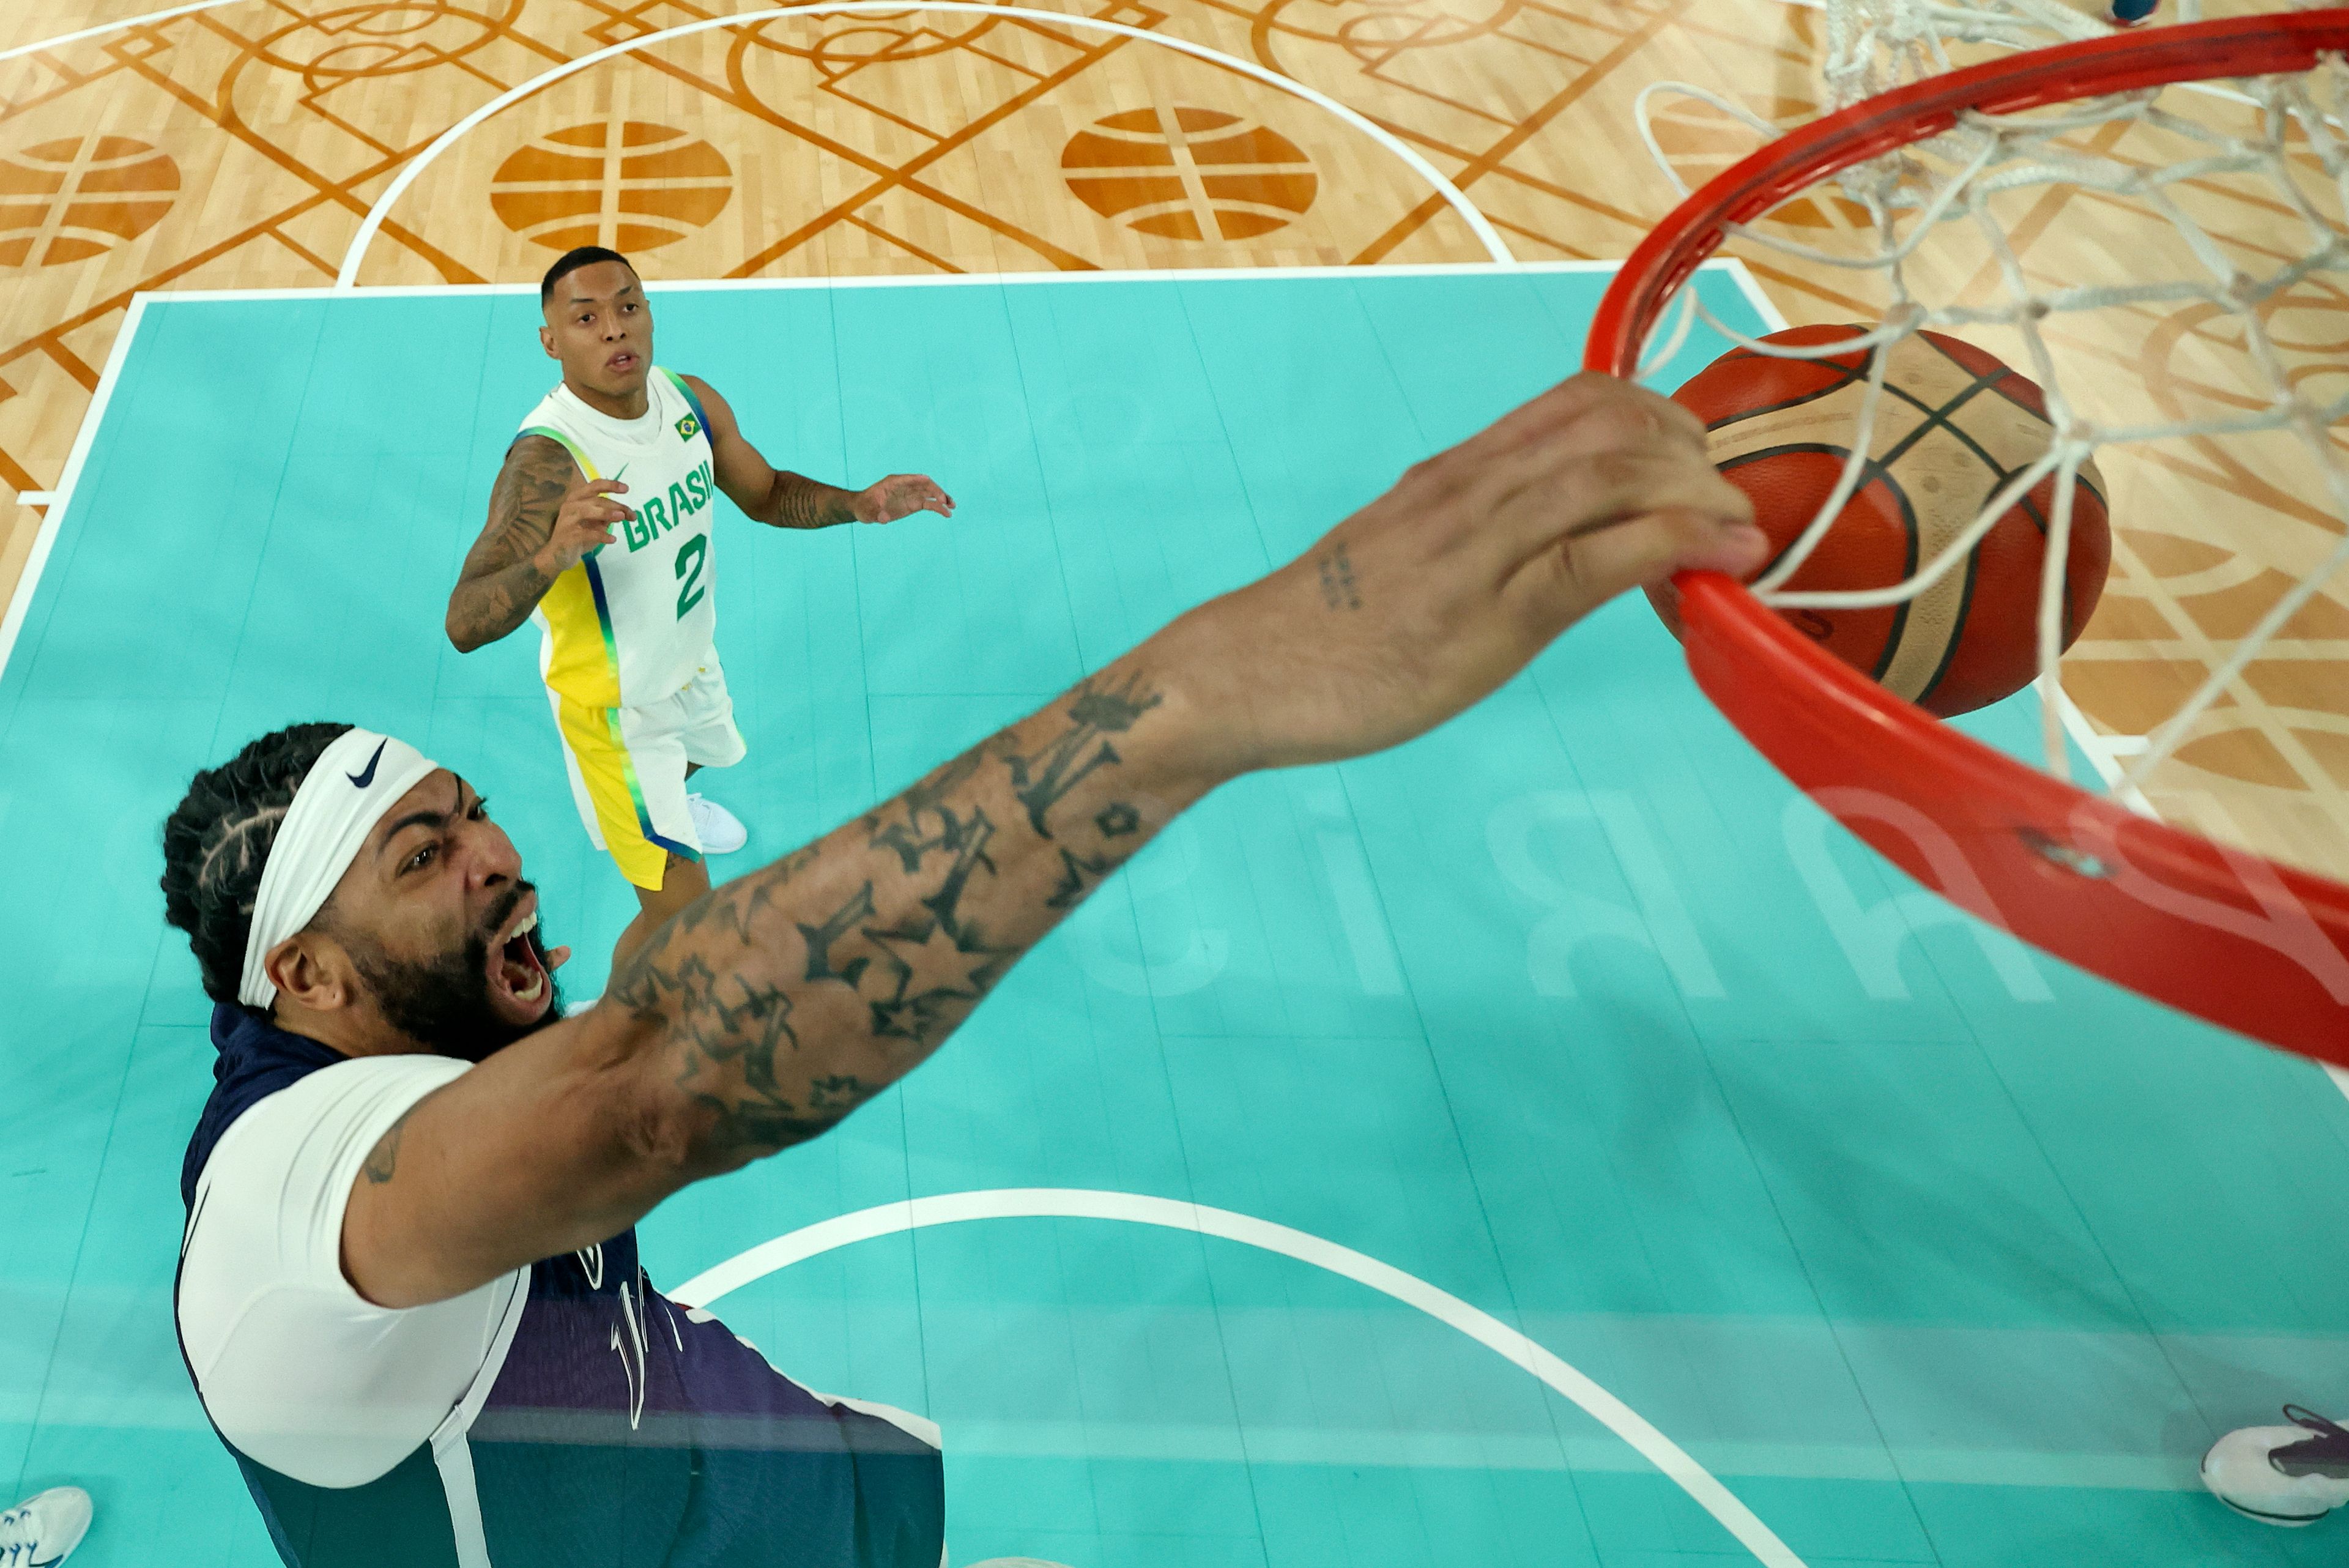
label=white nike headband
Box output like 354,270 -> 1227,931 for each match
237,727 -> 440,1011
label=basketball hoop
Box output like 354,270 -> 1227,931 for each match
1591,11 -> 2349,1065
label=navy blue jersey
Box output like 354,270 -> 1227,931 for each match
176,1005 -> 944,1568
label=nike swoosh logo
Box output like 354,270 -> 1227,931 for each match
610,463 -> 629,483
347,738 -> 387,789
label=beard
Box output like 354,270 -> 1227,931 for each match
344,884 -> 563,1063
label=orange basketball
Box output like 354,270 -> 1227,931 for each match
1649,324 -> 2111,718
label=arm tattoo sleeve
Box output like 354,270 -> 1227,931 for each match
446,436 -> 574,651
609,666 -> 1197,1169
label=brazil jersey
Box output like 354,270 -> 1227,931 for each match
518,369 -> 719,709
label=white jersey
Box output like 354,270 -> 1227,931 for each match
518,370 -> 719,710
174,1007 -> 949,1567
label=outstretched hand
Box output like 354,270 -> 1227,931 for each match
1154,372 -> 1765,778
853,474 -> 955,524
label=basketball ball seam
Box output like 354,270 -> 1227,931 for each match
1698,352 -> 1871,431
1716,440 -> 1920,683
1684,326 -> 2111,718
1918,331 -> 2051,418
1907,376 -> 2114,597
1872,370 -> 2102,702
1869,376 -> 2039,700
1907,338 -> 2113,520
1872,373 -> 2047,533
2016,463 -> 2109,518
1880,370 -> 2111,644
2011,475 -> 2107,647
1913,546 -> 1984,709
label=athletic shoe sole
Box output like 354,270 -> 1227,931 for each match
2203,1451 -> 2332,1527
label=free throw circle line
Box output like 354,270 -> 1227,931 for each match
0,0 -> 244,65
332,1 -> 1515,287
673,1187 -> 1809,1568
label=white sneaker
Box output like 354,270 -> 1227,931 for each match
687,793 -> 748,855
0,1486 -> 92,1566
2203,1406 -> 2349,1525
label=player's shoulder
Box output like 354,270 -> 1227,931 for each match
207,1053 -> 470,1188
506,428 -> 573,460
270,1049 -> 470,1110
500,428 -> 579,483
672,371 -> 733,420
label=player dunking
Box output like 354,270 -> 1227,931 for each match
446,247 -> 953,974
165,372 -> 1764,1567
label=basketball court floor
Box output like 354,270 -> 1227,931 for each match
6,1 -> 2349,1566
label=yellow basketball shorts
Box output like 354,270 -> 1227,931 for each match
549,653 -> 748,891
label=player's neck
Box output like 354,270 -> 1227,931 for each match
564,375 -> 650,422
265,1003 -> 438,1061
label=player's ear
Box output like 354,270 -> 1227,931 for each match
538,322 -> 557,360
267,933 -> 351,1019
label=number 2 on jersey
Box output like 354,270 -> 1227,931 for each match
674,533 -> 708,619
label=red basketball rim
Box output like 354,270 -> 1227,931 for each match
1588,10 -> 2349,1065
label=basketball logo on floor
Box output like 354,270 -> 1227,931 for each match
1061,107 -> 1316,242
0,136 -> 177,269
490,121 -> 733,253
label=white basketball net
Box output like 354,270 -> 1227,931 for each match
1631,0 -> 2349,826
1822,0 -> 2121,115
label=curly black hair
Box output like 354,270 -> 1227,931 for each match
160,722 -> 354,1007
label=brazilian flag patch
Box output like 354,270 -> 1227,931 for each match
676,412 -> 701,441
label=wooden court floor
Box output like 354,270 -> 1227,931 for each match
2,0 -> 2345,888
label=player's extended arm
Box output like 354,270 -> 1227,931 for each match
343,373 -> 1764,1310
688,374 -> 952,530
444,437 -> 634,653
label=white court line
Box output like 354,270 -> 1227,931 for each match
1720,257 -> 1790,335
143,257 -> 1675,307
0,295 -> 149,686
0,0 -> 249,685
2042,674 -> 2159,818
333,1 -> 1514,288
0,0 -> 243,64
0,256 -> 1756,689
674,1188 -> 1812,1568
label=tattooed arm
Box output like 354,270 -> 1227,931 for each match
691,374 -> 954,530
445,436 -> 636,652
342,661 -> 1206,1307
340,373 -> 1764,1309
610,664 -> 1198,1175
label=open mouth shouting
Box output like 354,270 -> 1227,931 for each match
487,893 -> 552,1020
